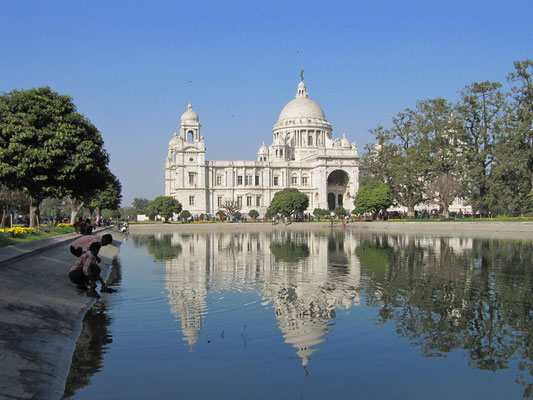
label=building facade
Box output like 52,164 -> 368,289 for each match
165,79 -> 359,216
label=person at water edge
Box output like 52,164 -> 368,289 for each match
68,241 -> 110,297
70,234 -> 113,263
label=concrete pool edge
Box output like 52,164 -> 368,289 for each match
0,229 -> 126,400
129,221 -> 533,240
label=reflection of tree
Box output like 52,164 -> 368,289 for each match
357,235 -> 533,398
131,234 -> 182,261
270,238 -> 309,263
355,236 -> 391,274
63,258 -> 122,398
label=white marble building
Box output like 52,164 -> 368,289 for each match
165,79 -> 359,216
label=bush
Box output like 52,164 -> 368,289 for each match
334,207 -> 347,217
180,210 -> 191,220
248,209 -> 259,219
313,208 -> 329,220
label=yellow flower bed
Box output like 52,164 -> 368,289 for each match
57,223 -> 73,227
0,227 -> 36,237
495,216 -> 533,221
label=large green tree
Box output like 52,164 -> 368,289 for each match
88,172 -> 122,221
267,188 -> 309,216
362,108 -> 430,217
455,81 -> 506,215
147,196 -> 182,222
490,60 -> 533,215
0,87 -> 110,227
354,179 -> 393,217
417,98 -> 462,217
132,197 -> 151,214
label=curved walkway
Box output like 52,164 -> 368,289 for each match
0,228 -> 125,400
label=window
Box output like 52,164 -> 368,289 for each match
273,176 -> 279,186
189,173 -> 195,185
292,176 -> 298,185
308,136 -> 313,145
255,175 -> 260,185
247,196 -> 252,206
237,176 -> 243,185
237,196 -> 242,206
218,196 -> 223,207
256,196 -> 261,207
280,149 -> 283,157
302,176 -> 308,186
216,175 -> 222,186
246,176 -> 253,185
189,196 -> 194,206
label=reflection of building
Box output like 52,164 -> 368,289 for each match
163,230 -> 361,366
165,78 -> 359,216
161,231 -> 478,366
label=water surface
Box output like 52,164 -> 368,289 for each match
63,229 -> 533,399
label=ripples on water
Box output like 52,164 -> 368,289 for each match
64,230 -> 533,399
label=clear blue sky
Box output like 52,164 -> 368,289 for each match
1,0 -> 532,206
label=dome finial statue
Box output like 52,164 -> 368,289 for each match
300,68 -> 305,82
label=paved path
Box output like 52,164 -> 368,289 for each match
0,229 -> 124,400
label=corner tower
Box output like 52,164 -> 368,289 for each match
165,102 -> 207,214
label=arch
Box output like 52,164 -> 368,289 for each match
327,170 -> 349,186
187,130 -> 194,142
338,194 -> 343,207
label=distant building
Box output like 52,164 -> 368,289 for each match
165,79 -> 359,216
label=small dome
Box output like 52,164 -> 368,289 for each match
341,133 -> 351,148
181,101 -> 199,123
257,141 -> 269,154
169,132 -> 180,144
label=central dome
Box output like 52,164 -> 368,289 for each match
276,81 -> 327,123
279,97 -> 326,120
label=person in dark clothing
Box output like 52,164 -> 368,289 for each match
69,242 -> 110,298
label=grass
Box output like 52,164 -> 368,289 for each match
0,226 -> 75,248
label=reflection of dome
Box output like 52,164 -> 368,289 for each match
276,81 -> 327,123
181,102 -> 199,123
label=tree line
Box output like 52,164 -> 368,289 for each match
0,87 -> 121,228
358,60 -> 533,218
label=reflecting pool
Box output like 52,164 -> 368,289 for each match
63,230 -> 533,399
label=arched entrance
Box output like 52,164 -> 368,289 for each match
327,193 -> 335,210
327,170 -> 349,211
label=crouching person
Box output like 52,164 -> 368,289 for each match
70,234 -> 113,264
69,242 -> 110,298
